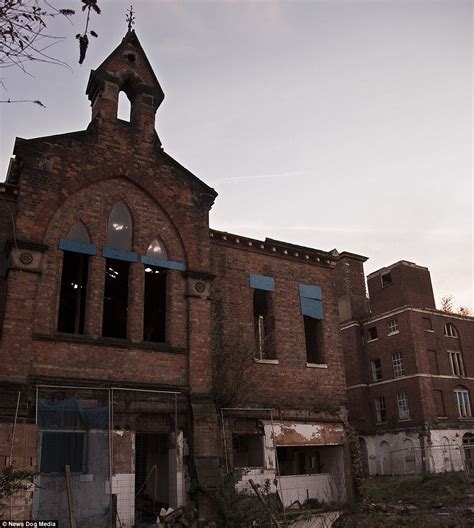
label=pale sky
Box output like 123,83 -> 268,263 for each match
1,0 -> 472,308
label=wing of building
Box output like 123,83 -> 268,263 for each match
336,257 -> 474,477
0,30 -> 364,525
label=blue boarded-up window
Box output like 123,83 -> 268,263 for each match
299,284 -> 323,320
249,274 -> 275,292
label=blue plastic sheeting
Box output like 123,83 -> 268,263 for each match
299,283 -> 323,319
38,398 -> 108,430
141,255 -> 186,271
299,284 -> 322,300
59,239 -> 96,256
249,274 -> 275,291
102,246 -> 137,262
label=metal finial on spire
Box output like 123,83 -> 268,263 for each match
126,5 -> 135,31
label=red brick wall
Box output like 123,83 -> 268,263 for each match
210,239 -> 347,413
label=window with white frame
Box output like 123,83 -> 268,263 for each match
448,351 -> 465,377
444,323 -> 458,338
387,319 -> 399,335
454,389 -> 471,418
392,352 -> 405,378
375,396 -> 386,423
371,359 -> 383,382
397,392 -> 410,420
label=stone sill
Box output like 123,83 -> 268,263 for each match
306,363 -> 328,369
367,338 -> 379,343
388,331 -> 400,336
254,358 -> 279,365
33,333 -> 187,354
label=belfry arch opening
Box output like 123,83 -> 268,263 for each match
117,90 -> 132,121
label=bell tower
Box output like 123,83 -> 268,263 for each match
86,29 -> 164,137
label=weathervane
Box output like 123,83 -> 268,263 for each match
126,5 -> 135,31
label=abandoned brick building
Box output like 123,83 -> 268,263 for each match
0,30 -> 363,525
337,258 -> 474,476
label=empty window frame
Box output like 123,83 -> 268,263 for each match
387,319 -> 399,335
367,326 -> 378,341
58,251 -> 89,334
381,272 -> 392,287
253,289 -> 275,359
371,359 -> 383,382
143,265 -> 166,342
444,323 -> 458,338
375,396 -> 386,423
102,258 -> 129,338
397,392 -> 410,420
232,434 -> 264,468
304,316 -> 323,364
392,352 -> 405,378
299,284 -> 324,364
40,431 -> 86,473
57,222 -> 94,334
277,446 -> 322,476
448,351 -> 465,377
454,389 -> 471,418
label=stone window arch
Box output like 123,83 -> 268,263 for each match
444,323 -> 458,338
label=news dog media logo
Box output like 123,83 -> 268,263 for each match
2,522 -> 58,527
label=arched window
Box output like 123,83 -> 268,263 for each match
146,238 -> 168,260
444,323 -> 458,338
143,237 -> 167,343
107,201 -> 132,251
117,91 -> 131,122
102,202 -> 132,339
58,222 -> 91,334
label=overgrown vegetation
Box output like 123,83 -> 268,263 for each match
0,465 -> 36,499
336,472 -> 472,528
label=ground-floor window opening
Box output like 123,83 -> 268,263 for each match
135,432 -> 170,525
232,433 -> 264,468
277,446 -> 323,475
40,431 -> 86,473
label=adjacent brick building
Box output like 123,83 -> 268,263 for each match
337,258 -> 474,476
0,30 -> 359,524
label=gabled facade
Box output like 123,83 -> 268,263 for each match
337,258 -> 474,476
0,31 -> 358,525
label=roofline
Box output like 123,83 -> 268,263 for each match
367,260 -> 429,279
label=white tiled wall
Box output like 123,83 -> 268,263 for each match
112,473 -> 135,528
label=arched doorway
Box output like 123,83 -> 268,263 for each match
403,438 -> 415,474
380,441 -> 391,475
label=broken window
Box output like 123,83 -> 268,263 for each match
58,222 -> 92,334
304,316 -> 323,364
40,431 -> 86,473
253,289 -> 275,359
367,326 -> 378,341
371,359 -> 383,382
232,434 -> 264,468
381,272 -> 392,287
299,284 -> 324,364
277,446 -> 322,475
143,265 -> 166,342
375,396 -> 386,423
448,350 -> 465,377
102,258 -> 129,338
58,251 -> 89,334
117,90 -> 131,121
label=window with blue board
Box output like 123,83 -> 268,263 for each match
299,284 -> 324,364
250,274 -> 276,360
